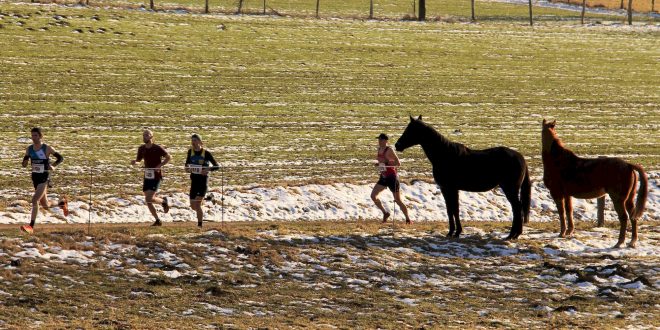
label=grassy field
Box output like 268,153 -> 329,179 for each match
557,0 -> 657,13
0,221 -> 658,328
0,2 -> 658,199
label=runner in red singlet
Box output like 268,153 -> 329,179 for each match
370,133 -> 412,224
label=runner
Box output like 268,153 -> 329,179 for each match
184,134 -> 220,227
370,133 -> 412,224
20,127 -> 68,234
131,129 -> 172,226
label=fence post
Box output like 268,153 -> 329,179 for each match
205,0 -> 209,14
471,0 -> 475,21
627,0 -> 633,25
369,0 -> 373,19
581,0 -> 586,24
263,0 -> 266,14
528,0 -> 533,26
150,0 -> 154,10
316,0 -> 320,18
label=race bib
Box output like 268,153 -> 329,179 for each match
378,163 -> 386,172
189,164 -> 203,175
144,169 -> 155,179
32,164 -> 45,174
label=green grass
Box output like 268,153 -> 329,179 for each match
0,2 -> 658,197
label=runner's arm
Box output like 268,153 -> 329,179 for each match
21,148 -> 29,167
386,148 -> 401,167
131,147 -> 143,166
48,146 -> 64,167
206,152 -> 220,172
184,151 -> 192,173
157,152 -> 171,169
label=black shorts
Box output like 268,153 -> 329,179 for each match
376,175 -> 400,193
31,173 -> 50,189
190,176 -> 208,199
143,178 -> 162,192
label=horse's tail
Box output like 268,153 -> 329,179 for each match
521,165 -> 531,224
631,164 -> 648,220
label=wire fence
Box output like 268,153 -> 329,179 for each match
5,0 -> 656,24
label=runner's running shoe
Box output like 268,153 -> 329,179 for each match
59,196 -> 69,217
382,212 -> 390,223
20,225 -> 33,234
162,197 -> 170,214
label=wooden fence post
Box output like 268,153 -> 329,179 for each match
627,0 -> 632,25
528,0 -> 533,26
150,0 -> 154,10
316,0 -> 320,18
205,0 -> 209,14
369,0 -> 373,19
471,0 -> 475,21
581,0 -> 586,24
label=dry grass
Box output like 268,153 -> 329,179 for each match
0,220 -> 657,328
555,0 -> 657,12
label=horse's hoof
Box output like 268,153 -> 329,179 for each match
612,243 -> 622,249
446,232 -> 454,238
627,242 -> 637,248
452,233 -> 461,239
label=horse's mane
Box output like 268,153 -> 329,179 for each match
418,120 -> 469,155
548,130 -> 579,167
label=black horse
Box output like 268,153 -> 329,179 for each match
395,116 -> 531,239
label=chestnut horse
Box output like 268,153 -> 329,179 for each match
395,116 -> 531,240
541,119 -> 648,248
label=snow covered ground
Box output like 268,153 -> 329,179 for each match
0,172 -> 657,226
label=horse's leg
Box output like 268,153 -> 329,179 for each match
564,197 -> 574,237
503,186 -> 523,240
610,196 -> 628,249
628,199 -> 638,248
553,196 -> 567,237
626,173 -> 638,248
452,192 -> 462,238
442,189 -> 457,238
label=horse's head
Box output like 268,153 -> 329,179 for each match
395,115 -> 424,152
541,119 -> 557,152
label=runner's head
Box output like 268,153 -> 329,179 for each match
30,127 -> 43,144
191,134 -> 203,149
142,129 -> 154,144
377,133 -> 388,148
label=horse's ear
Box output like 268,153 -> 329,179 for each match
409,115 -> 414,122
550,120 -> 556,127
417,115 -> 422,121
542,118 -> 547,124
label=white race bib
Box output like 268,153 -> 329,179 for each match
189,164 -> 203,175
32,164 -> 45,174
378,163 -> 386,173
144,169 -> 155,179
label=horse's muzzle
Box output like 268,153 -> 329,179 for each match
394,142 -> 403,152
